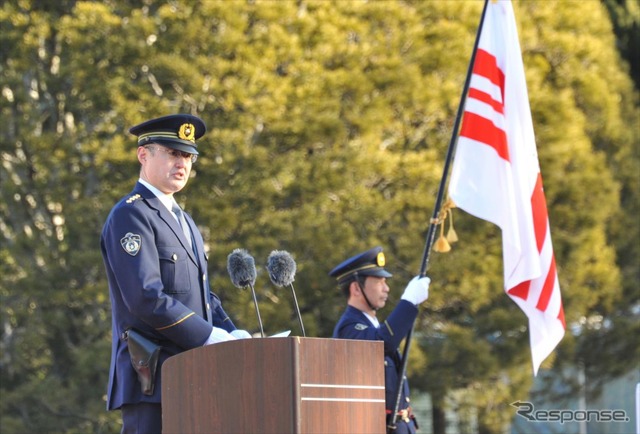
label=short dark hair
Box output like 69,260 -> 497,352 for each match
338,274 -> 367,298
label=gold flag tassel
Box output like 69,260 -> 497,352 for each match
434,218 -> 451,252
446,207 -> 458,243
434,197 -> 457,253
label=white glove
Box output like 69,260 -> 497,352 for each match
401,275 -> 431,305
230,329 -> 252,339
204,326 -> 236,345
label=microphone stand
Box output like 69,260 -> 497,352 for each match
388,1 -> 490,432
247,282 -> 265,338
288,283 -> 306,337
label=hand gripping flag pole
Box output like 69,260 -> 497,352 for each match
387,1 -> 491,432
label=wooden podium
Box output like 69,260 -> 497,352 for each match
161,337 -> 385,433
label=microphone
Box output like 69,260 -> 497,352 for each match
227,248 -> 256,287
267,250 -> 305,337
227,249 -> 264,337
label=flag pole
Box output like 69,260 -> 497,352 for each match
388,0 -> 490,431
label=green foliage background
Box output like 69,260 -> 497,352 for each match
1,1 -> 638,433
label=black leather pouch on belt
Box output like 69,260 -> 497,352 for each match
125,329 -> 161,396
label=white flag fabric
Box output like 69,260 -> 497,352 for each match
448,0 -> 565,375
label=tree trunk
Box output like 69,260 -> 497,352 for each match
433,403 -> 446,434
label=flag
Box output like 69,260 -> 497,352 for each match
448,0 -> 565,375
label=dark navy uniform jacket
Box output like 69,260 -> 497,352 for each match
332,300 -> 418,430
101,182 -> 236,410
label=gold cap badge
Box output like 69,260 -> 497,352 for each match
376,252 -> 385,267
178,123 -> 196,142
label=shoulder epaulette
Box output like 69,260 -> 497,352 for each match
125,193 -> 141,204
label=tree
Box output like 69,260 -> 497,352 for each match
1,1 -> 637,433
602,0 -> 640,89
1,1 -> 126,432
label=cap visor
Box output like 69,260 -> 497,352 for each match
360,269 -> 392,278
147,139 -> 199,155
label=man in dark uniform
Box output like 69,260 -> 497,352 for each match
331,247 -> 430,434
101,114 -> 250,433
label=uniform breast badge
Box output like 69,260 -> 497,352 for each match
121,232 -> 142,256
355,323 -> 369,330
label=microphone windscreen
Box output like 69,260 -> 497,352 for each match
243,252 -> 257,286
227,249 -> 257,287
266,250 -> 296,287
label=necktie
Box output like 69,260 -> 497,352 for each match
172,203 -> 193,249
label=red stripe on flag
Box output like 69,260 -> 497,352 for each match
558,304 -> 566,328
468,88 -> 504,114
460,111 -> 510,161
473,49 -> 505,99
535,255 -> 557,312
531,174 -> 549,252
507,280 -> 530,300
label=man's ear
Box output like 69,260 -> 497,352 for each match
349,279 -> 361,297
137,146 -> 146,164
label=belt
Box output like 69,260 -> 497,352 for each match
386,407 -> 413,423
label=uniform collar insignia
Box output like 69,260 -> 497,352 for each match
126,193 -> 141,204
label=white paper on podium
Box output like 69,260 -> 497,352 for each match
269,330 -> 291,338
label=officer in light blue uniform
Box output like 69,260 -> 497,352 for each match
101,114 -> 250,433
331,247 -> 431,434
